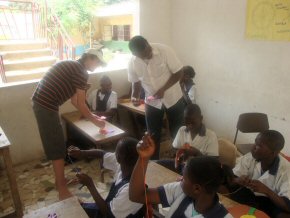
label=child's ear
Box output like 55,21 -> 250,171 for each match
192,184 -> 202,194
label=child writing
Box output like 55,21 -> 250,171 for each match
129,134 -> 233,218
68,137 -> 144,218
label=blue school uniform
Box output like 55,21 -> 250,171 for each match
157,182 -> 233,218
82,153 -> 144,218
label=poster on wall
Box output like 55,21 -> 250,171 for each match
246,0 -> 290,41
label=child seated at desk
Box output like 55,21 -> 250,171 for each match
129,134 -> 233,218
68,137 -> 144,218
221,130 -> 290,218
87,75 -> 117,122
158,103 -> 219,174
180,66 -> 196,104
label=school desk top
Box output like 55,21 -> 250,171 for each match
0,126 -> 10,149
61,111 -> 125,144
118,99 -> 145,115
23,196 -> 88,218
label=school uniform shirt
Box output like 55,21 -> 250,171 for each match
172,125 -> 219,157
157,182 -> 233,218
87,89 -> 117,111
181,83 -> 196,104
102,152 -> 143,217
128,43 -> 183,109
187,85 -> 196,104
233,153 -> 290,206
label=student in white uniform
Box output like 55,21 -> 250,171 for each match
222,130 -> 290,218
158,104 -> 219,174
68,137 -> 144,218
128,35 -> 185,159
129,134 -> 233,218
87,75 -> 117,122
180,66 -> 196,104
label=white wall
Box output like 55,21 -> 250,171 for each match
138,0 -> 290,155
0,69 -> 130,165
170,0 -> 290,154
139,0 -> 171,45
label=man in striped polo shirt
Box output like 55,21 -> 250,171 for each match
32,48 -> 105,200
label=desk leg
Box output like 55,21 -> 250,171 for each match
2,148 -> 23,218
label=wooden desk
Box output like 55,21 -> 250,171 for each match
23,197 -> 88,218
62,111 -> 125,148
118,100 -> 145,139
146,162 -> 238,209
118,100 -> 145,116
0,126 -> 22,218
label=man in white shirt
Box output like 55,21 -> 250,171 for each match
87,75 -> 117,122
128,35 -> 185,159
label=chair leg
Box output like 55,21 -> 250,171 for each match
233,129 -> 238,144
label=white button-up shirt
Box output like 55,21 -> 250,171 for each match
103,153 -> 143,217
128,43 -> 183,109
234,153 -> 290,200
87,89 -> 117,111
172,126 -> 219,157
157,182 -> 233,218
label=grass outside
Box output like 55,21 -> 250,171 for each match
102,40 -> 130,53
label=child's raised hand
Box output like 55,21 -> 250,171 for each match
76,173 -> 94,188
67,146 -> 83,159
137,133 -> 155,159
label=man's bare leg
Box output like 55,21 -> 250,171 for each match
52,159 -> 72,200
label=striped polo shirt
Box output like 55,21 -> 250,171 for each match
32,60 -> 88,112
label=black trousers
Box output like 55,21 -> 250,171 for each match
145,98 -> 185,160
227,185 -> 290,218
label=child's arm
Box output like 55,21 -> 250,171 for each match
248,180 -> 290,212
129,134 -> 161,204
68,146 -> 105,159
77,173 -> 111,217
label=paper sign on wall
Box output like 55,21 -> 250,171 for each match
246,0 -> 290,41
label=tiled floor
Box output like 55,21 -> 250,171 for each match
0,158 -> 113,217
0,140 -> 172,217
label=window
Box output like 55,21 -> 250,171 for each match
112,25 -> 131,41
124,25 -> 131,41
103,25 -> 113,41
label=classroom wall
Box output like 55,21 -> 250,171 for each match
140,0 -> 290,155
139,0 -> 171,45
170,0 -> 290,155
0,69 -> 130,165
